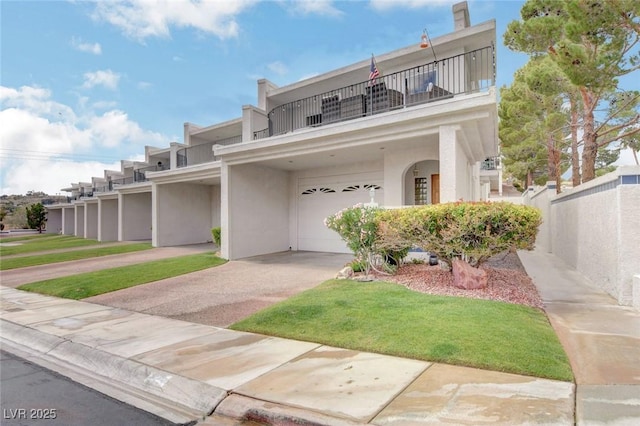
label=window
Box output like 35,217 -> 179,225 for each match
415,178 -> 429,205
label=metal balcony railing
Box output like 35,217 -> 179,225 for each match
481,156 -> 501,171
133,164 -> 168,182
176,135 -> 242,168
255,45 -> 495,139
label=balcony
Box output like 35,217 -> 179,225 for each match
254,45 -> 495,140
481,156 -> 501,171
177,135 -> 242,168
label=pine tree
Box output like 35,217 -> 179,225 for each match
504,0 -> 640,183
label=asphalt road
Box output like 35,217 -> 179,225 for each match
0,351 -> 176,426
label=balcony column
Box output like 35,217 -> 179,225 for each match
438,125 -> 461,203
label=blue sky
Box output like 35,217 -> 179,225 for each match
0,0 -> 635,195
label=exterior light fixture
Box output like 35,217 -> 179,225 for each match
420,28 -> 438,62
420,31 -> 429,48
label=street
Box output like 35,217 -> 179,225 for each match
0,350 -> 176,426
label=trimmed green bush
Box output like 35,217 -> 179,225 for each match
377,202 -> 541,267
211,227 -> 221,247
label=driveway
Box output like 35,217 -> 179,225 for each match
84,251 -> 352,327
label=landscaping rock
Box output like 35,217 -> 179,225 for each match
336,266 -> 354,280
452,259 -> 488,290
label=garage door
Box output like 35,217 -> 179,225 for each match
298,177 -> 383,253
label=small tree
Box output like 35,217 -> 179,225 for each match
26,203 -> 47,233
325,204 -> 380,279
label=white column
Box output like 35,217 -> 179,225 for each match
439,125 -> 459,203
220,162 -> 231,259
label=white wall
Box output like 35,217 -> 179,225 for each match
154,182 -> 218,247
223,163 -> 290,259
524,167 -> 640,307
46,209 -> 62,234
62,207 -> 74,235
85,202 -> 98,239
75,205 -> 85,238
119,192 -> 152,241
99,198 -> 118,241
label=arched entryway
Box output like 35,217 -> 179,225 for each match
404,160 -> 440,205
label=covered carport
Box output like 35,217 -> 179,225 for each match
149,165 -> 221,247
118,185 -> 152,241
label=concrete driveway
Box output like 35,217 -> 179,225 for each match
84,251 -> 352,327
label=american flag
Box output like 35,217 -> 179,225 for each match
369,56 -> 379,85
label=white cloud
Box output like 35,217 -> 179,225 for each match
289,0 -> 344,17
267,61 -> 288,76
172,55 -> 184,62
90,0 -> 258,41
369,0 -> 458,11
137,81 -> 152,90
71,37 -> 102,55
82,70 -> 121,90
0,85 -> 166,195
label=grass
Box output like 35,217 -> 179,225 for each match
0,235 -> 102,256
0,234 -> 57,243
231,279 -> 573,382
18,252 -> 226,299
0,243 -> 153,270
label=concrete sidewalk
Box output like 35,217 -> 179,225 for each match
519,249 -> 640,425
1,285 -> 574,425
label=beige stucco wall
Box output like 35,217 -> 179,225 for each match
524,167 -> 640,306
223,163 -> 290,260
525,185 -> 553,253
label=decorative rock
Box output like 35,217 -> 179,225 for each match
452,258 -> 487,289
335,266 -> 354,280
439,260 -> 451,272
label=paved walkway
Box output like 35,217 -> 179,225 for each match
1,248 -> 639,424
519,249 -> 640,425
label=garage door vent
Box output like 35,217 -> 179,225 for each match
342,184 -> 382,192
301,187 -> 336,195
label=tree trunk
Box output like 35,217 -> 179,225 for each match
580,88 -> 598,182
570,99 -> 581,186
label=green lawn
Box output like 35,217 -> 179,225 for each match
0,234 -> 57,243
231,279 -> 573,382
0,235 -> 101,256
0,243 -> 153,270
18,252 -> 226,299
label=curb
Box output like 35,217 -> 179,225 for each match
1,319 -> 227,425
215,394 -> 366,426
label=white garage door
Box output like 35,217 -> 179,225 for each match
298,177 -> 383,253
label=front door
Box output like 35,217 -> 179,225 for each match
431,174 -> 440,204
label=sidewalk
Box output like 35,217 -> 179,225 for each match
519,249 -> 640,425
1,285 -> 574,425
2,248 -> 639,425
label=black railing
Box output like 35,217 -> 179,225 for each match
111,177 -> 134,186
176,135 -> 242,168
481,157 -> 500,171
256,45 -> 494,139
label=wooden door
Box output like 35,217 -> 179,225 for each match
431,174 -> 440,204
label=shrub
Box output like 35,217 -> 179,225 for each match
325,204 -> 380,277
377,202 -> 541,267
211,227 -> 221,247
